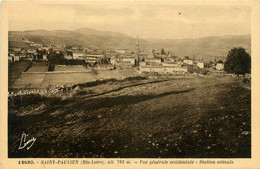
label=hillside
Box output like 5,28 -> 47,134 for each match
8,76 -> 251,158
9,28 -> 148,50
9,28 -> 250,61
148,35 -> 251,61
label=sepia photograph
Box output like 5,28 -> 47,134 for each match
5,1 -> 252,159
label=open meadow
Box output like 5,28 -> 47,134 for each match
8,75 -> 251,158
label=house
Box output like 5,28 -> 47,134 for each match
115,50 -> 126,55
183,59 -> 193,65
64,55 -> 73,60
85,48 -> 92,53
33,53 -> 39,60
216,63 -> 224,70
14,53 -> 20,62
145,58 -> 161,64
29,42 -> 35,46
139,61 -> 146,66
72,47 -> 78,50
13,48 -> 22,53
85,54 -> 104,58
111,57 -> 136,67
117,61 -> 132,67
78,56 -> 86,60
22,38 -> 30,43
42,46 -> 50,51
156,54 -> 167,58
85,57 -> 101,64
120,57 -> 136,65
27,49 -> 36,54
73,52 -> 84,59
52,47 -> 64,53
110,57 -> 116,65
43,54 -> 48,60
197,62 -> 205,69
9,52 -> 15,57
56,45 -> 63,48
8,56 -> 14,62
179,67 -> 188,72
162,63 -> 179,67
30,43 -> 42,47
164,58 -> 175,63
21,50 -> 27,57
140,65 -> 188,74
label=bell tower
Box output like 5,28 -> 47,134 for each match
136,35 -> 140,65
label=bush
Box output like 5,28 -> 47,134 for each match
200,69 -> 209,76
242,78 -> 250,84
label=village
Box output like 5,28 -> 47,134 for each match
9,38 -> 227,71
7,36 -> 231,100
9,37 -> 225,72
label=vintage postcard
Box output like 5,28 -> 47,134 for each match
0,0 -> 260,169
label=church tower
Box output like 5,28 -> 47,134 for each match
136,35 -> 140,65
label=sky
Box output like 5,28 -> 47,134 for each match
7,1 -> 251,39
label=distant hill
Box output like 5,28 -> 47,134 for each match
9,28 -> 148,50
9,28 -> 250,61
148,35 -> 251,61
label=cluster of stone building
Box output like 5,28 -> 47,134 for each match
9,38 -> 225,74
109,49 -> 225,74
182,58 -> 224,70
138,56 -> 187,74
8,47 -> 48,63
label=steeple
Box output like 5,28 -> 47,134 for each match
136,35 -> 140,65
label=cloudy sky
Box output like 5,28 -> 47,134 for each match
7,1 -> 251,39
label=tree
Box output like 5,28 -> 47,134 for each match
161,48 -> 165,55
187,65 -> 194,74
65,45 -> 72,49
48,51 -> 65,65
224,47 -> 251,76
217,60 -> 223,63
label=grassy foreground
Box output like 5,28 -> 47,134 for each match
8,75 -> 251,158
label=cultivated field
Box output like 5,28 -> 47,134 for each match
26,61 -> 48,72
54,65 -> 89,72
11,73 -> 46,88
8,75 -> 251,158
9,62 -> 140,88
42,73 -> 97,87
8,61 -> 31,86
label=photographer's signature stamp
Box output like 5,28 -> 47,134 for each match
18,133 -> 36,150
